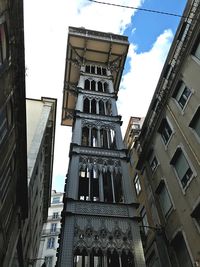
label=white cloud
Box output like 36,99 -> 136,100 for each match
24,0 -> 172,192
118,29 -> 173,135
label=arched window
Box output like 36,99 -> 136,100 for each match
78,167 -> 90,201
113,172 -> 123,203
98,81 -> 103,92
102,68 -> 107,76
99,100 -> 105,115
91,80 -> 96,91
83,98 -> 90,113
91,65 -> 95,74
84,79 -> 90,90
100,128 -> 108,148
82,127 -> 89,146
109,128 -> 116,149
103,82 -> 108,93
74,248 -> 89,266
91,128 -> 98,147
91,99 -> 96,114
85,65 -> 90,73
78,165 -> 99,202
103,170 -> 113,203
106,101 -> 112,115
107,250 -> 120,266
91,168 -> 99,201
97,67 -> 101,75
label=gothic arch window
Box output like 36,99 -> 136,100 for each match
84,79 -> 90,90
85,65 -> 90,73
102,68 -> 107,76
74,248 -> 89,266
103,82 -> 108,93
103,170 -> 113,203
108,128 -> 116,149
91,127 -> 98,147
78,165 -> 99,201
91,99 -> 96,114
78,167 -> 90,201
83,98 -> 90,113
113,171 -> 123,203
97,66 -> 101,75
99,100 -> 105,115
82,127 -> 89,146
100,128 -> 108,148
98,81 -> 103,92
106,100 -> 112,115
107,249 -> 120,266
91,65 -> 95,74
91,80 -> 96,91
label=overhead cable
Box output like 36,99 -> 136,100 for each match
88,0 -> 187,19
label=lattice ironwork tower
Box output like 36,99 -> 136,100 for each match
57,27 -> 145,267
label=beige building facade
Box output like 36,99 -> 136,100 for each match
125,1 -> 200,266
23,97 -> 57,266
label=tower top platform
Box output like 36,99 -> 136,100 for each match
61,26 -> 129,126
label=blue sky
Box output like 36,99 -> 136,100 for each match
24,0 -> 188,192
123,0 -> 187,72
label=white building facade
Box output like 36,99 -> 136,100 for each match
37,191 -> 63,267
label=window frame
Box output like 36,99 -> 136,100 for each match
158,118 -> 173,146
44,256 -> 53,267
156,180 -> 173,218
192,36 -> 200,61
191,200 -> 200,233
189,106 -> 200,141
47,237 -> 55,249
170,146 -> 196,191
148,151 -> 159,173
140,207 -> 149,235
172,81 -> 192,111
134,173 -> 141,195
52,196 -> 60,204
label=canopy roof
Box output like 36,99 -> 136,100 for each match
61,26 -> 129,126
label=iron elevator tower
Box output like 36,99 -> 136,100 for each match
58,26 -> 145,267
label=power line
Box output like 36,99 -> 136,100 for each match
88,0 -> 187,19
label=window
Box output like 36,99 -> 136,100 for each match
194,40 -> 200,60
148,151 -> 159,172
170,148 -> 193,188
191,202 -> 200,228
134,174 -> 141,195
50,223 -> 57,233
85,65 -> 107,76
140,208 -> 149,235
0,22 -> 8,66
52,212 -> 59,219
78,167 -> 99,202
171,232 -> 192,267
44,256 -> 53,267
156,181 -> 172,217
47,237 -> 55,249
52,197 -> 60,204
189,106 -> 200,138
173,81 -> 191,109
158,118 -> 172,145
